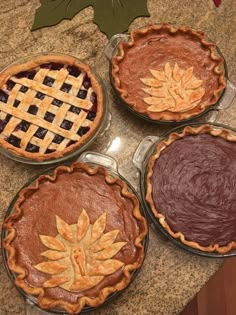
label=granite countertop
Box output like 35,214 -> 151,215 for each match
0,1 -> 236,314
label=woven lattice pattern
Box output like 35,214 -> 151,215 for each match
0,63 -> 98,154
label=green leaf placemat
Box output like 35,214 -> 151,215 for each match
32,0 -> 150,38
92,0 -> 150,38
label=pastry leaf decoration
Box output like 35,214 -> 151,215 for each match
32,0 -> 150,38
140,63 -> 205,113
34,209 -> 127,292
35,261 -> 67,274
39,235 -> 65,251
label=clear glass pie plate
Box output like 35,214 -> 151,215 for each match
1,151 -> 149,315
105,27 -> 236,125
0,53 -> 111,165
133,122 -> 236,258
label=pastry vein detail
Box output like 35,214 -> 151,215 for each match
140,63 -> 205,113
34,209 -> 127,292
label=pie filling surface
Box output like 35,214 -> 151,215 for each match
146,126 -> 236,252
3,163 -> 147,313
0,55 -> 103,160
112,24 -> 226,121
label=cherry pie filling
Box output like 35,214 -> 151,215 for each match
0,62 -> 99,155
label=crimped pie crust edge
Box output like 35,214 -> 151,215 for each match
0,54 -> 104,161
145,124 -> 236,253
3,162 -> 148,314
112,24 -> 226,122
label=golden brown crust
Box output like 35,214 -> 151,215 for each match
146,124 -> 236,253
3,163 -> 147,314
0,54 -> 104,161
112,24 -> 226,122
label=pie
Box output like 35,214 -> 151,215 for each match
3,163 -> 147,314
146,124 -> 236,253
112,24 -> 226,121
0,54 -> 104,161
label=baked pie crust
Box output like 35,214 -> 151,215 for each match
0,54 -> 104,161
112,24 -> 226,121
146,124 -> 236,253
3,163 -> 147,314
140,63 -> 205,113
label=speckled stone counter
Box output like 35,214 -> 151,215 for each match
1,1 -> 236,314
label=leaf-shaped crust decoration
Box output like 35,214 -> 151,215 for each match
150,69 -> 167,82
77,209 -> 90,241
43,277 -> 69,288
148,104 -> 172,112
34,262 -> 67,275
186,79 -> 203,90
172,87 -> 184,99
70,275 -> 104,291
140,78 -> 162,88
91,213 -> 107,244
190,88 -> 205,103
93,230 -> 119,252
40,250 -> 67,260
56,215 -> 73,242
165,62 -> 172,80
141,63 -> 205,113
182,67 -> 193,85
89,259 -> 124,276
39,235 -> 65,251
97,242 -> 127,260
142,87 -> 166,98
173,63 -> 181,82
37,210 -> 127,292
144,97 -> 170,107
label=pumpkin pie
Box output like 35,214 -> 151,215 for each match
3,163 -> 147,313
112,24 -> 226,121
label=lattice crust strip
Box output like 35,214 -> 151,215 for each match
0,64 -> 97,154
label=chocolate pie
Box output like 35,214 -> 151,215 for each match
3,163 -> 147,314
146,124 -> 236,253
112,24 -> 226,121
0,54 -> 104,161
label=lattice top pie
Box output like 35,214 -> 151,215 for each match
112,24 -> 226,121
3,163 -> 147,314
0,54 -> 104,161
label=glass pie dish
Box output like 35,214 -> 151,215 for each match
133,122 -> 236,258
105,24 -> 236,125
1,151 -> 149,314
0,53 -> 111,165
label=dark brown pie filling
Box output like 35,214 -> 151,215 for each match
151,134 -> 236,247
